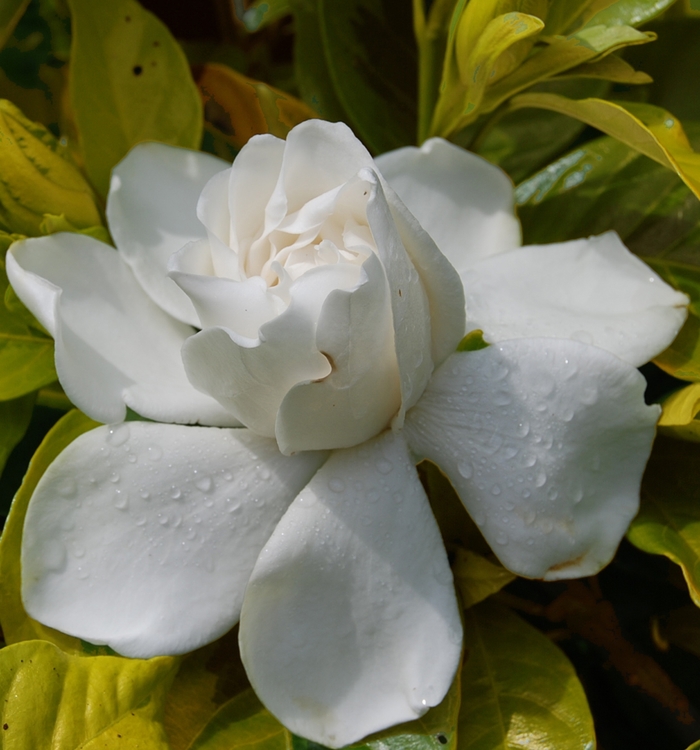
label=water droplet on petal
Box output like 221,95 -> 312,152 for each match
107,423 -> 130,447
329,478 -> 345,493
495,531 -> 508,545
57,478 -> 77,498
491,484 -> 502,496
535,472 -> 547,488
113,490 -> 128,510
148,445 -> 163,462
109,472 -> 120,484
170,487 -> 182,500
376,459 -> 393,475
457,461 -> 473,479
195,476 -> 213,493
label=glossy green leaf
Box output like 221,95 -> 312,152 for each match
452,549 -> 515,609
543,0 -> 617,35
508,94 -> 700,201
0,409 -> 99,652
67,0 -> 203,197
628,436 -> 700,608
0,639 -> 176,748
243,0 -> 292,31
0,391 -> 34,477
317,0 -> 418,153
0,0 -> 30,50
288,0 -> 348,121
459,600 -> 595,750
657,384 -> 700,441
556,53 -> 652,84
0,99 -> 102,236
584,0 -> 678,28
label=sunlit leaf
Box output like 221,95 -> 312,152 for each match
509,94 -> 700,201
628,436 -> 700,608
0,391 -> 34,477
67,0 -> 203,197
0,99 -> 101,236
0,0 -> 30,50
0,639 -> 177,748
0,409 -> 99,652
452,549 -> 515,609
316,0 -> 417,154
543,0 -> 617,35
194,63 -> 318,151
459,600 -> 595,750
657,384 -> 700,441
584,0 -> 679,28
556,53 -> 651,84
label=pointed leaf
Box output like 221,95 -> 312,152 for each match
0,639 -> 176,748
584,0 -> 679,28
508,94 -> 700,201
67,0 -> 203,196
459,600 -> 595,750
194,63 -> 318,150
657,384 -> 700,441
0,409 -> 98,652
452,549 -> 515,609
628,436 -> 700,608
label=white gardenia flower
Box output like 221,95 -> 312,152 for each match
7,121 -> 688,748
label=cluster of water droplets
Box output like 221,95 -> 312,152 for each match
39,424 -> 285,586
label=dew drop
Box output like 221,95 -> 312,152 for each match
376,459 -> 393,475
107,423 -> 130,447
113,490 -> 128,510
170,486 -> 182,500
109,472 -> 120,484
186,528 -> 197,540
76,567 -> 89,580
472,509 -> 486,526
491,484 -> 502,496
57,478 -> 77,498
495,531 -> 508,545
573,488 -> 584,504
135,516 -> 147,526
140,489 -> 150,500
524,508 -> 536,525
493,391 -> 511,406
72,543 -> 85,559
223,472 -> 233,481
258,466 -> 271,481
457,461 -> 473,479
505,500 -> 516,510
522,488 -> 531,499
329,478 -> 346,493
367,490 -> 380,504
535,472 -> 547,488
195,476 -> 213,493
148,445 -> 163,462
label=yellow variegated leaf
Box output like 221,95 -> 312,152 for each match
0,639 -> 177,749
658,384 -> 700,442
507,94 -> 700,201
556,53 -> 652,83
0,100 -> 101,236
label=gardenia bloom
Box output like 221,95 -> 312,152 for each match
7,121 -> 688,748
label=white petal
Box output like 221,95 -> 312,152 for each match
375,138 -> 521,273
277,121 -> 374,215
364,170 -> 433,419
22,422 -> 326,658
405,340 -> 659,579
7,234 -> 238,426
276,253 -> 401,453
239,431 -> 462,748
380,179 -> 466,367
463,233 -> 689,367
181,264 -> 365,438
107,142 -> 229,325
170,239 -> 285,337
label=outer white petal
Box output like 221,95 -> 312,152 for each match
375,138 -> 521,273
380,178 -> 466,367
364,170 -> 433,420
7,234 -> 238,426
107,142 -> 229,326
22,422 -> 327,658
405,340 -> 659,580
463,233 -> 689,367
239,431 -> 462,748
276,253 -> 401,453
